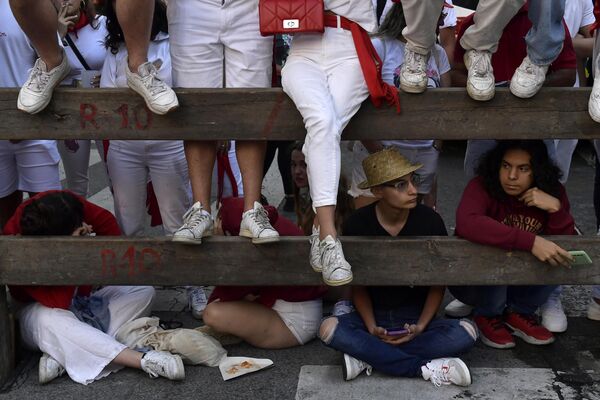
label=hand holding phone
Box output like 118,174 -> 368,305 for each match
385,327 -> 409,337
568,250 -> 592,265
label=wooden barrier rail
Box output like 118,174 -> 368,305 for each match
1,86 -> 600,385
1,87 -> 600,140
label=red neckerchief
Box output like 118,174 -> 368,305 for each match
68,12 -> 89,37
324,15 -> 401,113
591,0 -> 600,33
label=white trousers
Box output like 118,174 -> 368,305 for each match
282,28 -> 369,207
168,0 -> 272,89
0,140 -> 61,198
18,286 -> 155,385
106,140 -> 192,236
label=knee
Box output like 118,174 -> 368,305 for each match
459,319 -> 478,343
201,302 -> 222,328
318,317 -> 338,344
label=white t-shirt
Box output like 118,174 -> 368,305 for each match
62,15 -> 108,86
564,0 -> 595,87
373,0 -> 456,29
100,32 -> 172,88
372,37 -> 450,148
325,0 -> 377,32
0,0 -> 36,87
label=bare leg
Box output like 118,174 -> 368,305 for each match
112,348 -> 143,369
0,191 -> 23,232
115,0 -> 153,71
9,0 -> 62,68
316,205 -> 336,240
236,141 -> 266,212
203,301 -> 299,349
184,141 -> 216,212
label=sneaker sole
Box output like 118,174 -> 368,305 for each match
322,273 -> 353,287
400,82 -> 427,94
467,85 -> 495,102
452,358 -> 472,386
480,334 -> 516,349
127,86 -> 179,116
311,263 -> 323,273
239,229 -> 280,244
506,323 -> 555,345
170,356 -> 185,380
509,82 -> 542,99
172,232 -> 212,245
342,354 -> 355,381
18,62 -> 71,115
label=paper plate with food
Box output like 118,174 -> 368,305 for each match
219,356 -> 274,381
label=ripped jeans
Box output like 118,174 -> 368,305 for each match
320,307 -> 477,377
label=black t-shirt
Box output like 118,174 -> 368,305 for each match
342,202 -> 448,310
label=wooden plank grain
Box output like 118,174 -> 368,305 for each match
1,87 -> 600,140
0,236 -> 599,286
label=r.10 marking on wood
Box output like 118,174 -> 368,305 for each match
113,104 -> 153,130
101,246 -> 162,278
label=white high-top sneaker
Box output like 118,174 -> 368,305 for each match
319,235 -> 353,286
342,353 -> 372,381
39,353 -> 65,384
400,47 -> 429,93
464,49 -> 495,101
510,56 -> 549,99
540,290 -> 567,333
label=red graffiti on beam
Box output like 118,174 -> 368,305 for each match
114,104 -> 129,129
80,103 -> 99,129
101,246 -> 162,278
133,104 -> 153,130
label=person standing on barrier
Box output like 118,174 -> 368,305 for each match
319,149 -> 477,385
451,140 -> 575,350
281,1 -> 400,286
3,190 -> 185,384
9,0 -> 178,115
459,0 -> 566,101
0,0 -> 62,232
168,0 -> 280,247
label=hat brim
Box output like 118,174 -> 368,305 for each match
357,163 -> 423,190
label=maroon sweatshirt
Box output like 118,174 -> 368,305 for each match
455,177 -> 575,251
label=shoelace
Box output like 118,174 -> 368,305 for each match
252,206 -> 272,231
320,239 -> 347,274
429,364 -> 450,387
140,64 -> 168,96
183,207 -> 210,230
471,52 -> 491,77
406,51 -> 426,74
189,288 -> 207,305
25,62 -> 51,92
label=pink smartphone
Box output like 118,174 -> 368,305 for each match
386,327 -> 409,336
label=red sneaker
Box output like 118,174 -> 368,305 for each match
473,316 -> 515,349
505,312 -> 555,345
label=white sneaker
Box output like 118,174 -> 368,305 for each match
342,353 -> 372,381
141,350 -> 185,380
39,353 -> 65,384
173,202 -> 213,244
400,47 -> 429,93
464,50 -> 495,101
588,298 -> 600,321
540,293 -> 567,333
187,286 -> 208,319
510,56 -> 548,99
332,300 -> 354,317
589,54 -> 600,122
421,358 -> 471,387
445,299 -> 474,318
320,235 -> 353,286
126,60 -> 179,115
309,225 -> 322,272
18,50 -> 70,114
240,202 -> 280,244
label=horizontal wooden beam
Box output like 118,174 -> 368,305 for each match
1,87 -> 600,140
1,236 -> 599,286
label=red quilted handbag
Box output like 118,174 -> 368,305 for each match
259,0 -> 325,36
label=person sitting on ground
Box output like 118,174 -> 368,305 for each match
319,149 -> 477,386
451,140 -> 575,350
201,196 -> 327,349
4,190 -> 185,385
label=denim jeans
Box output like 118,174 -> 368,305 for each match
463,139 -> 559,180
321,307 -> 476,377
526,0 -> 565,66
449,285 -> 558,317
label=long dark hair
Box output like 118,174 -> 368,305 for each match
104,0 -> 168,55
20,191 -> 84,236
476,140 -> 563,200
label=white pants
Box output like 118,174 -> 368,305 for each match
57,140 -> 91,197
282,27 -> 369,207
106,140 -> 192,236
18,286 -> 155,385
0,140 -> 61,198
400,0 -> 446,55
168,0 -> 272,89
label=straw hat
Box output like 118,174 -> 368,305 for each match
358,148 -> 423,190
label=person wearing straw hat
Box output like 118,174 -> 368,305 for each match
318,149 -> 477,385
